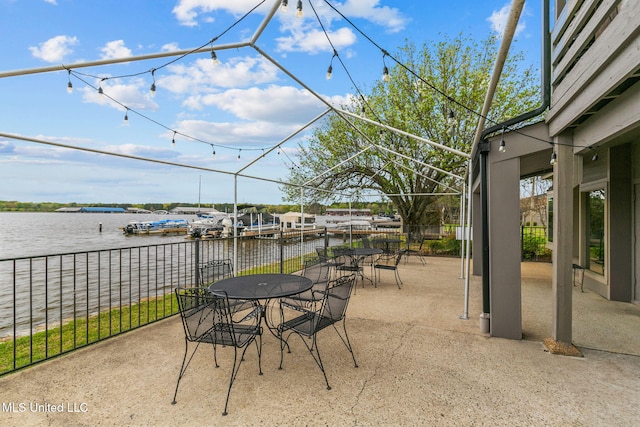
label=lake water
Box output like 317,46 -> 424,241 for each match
0,212 -> 347,338
0,212 -> 198,259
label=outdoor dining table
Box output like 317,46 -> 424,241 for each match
207,273 -> 313,332
338,247 -> 383,288
372,237 -> 403,254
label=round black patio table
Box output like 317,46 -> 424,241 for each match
208,273 -> 313,300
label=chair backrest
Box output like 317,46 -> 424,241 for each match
176,287 -> 218,342
315,247 -> 330,262
302,258 -> 330,286
199,259 -> 234,286
394,250 -> 404,266
320,274 -> 356,323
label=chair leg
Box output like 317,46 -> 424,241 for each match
311,334 -> 332,390
222,344 -> 253,416
172,339 -> 203,404
255,334 -> 263,376
394,269 -> 402,289
171,339 -> 190,405
332,319 -> 358,369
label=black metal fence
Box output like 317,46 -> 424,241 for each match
521,226 -> 551,261
1,228 -> 411,375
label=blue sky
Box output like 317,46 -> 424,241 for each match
0,0 -> 543,205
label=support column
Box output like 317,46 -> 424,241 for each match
547,134 -> 578,354
488,156 -> 522,339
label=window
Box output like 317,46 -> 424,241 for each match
586,189 -> 605,275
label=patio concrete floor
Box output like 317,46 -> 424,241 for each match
0,256 -> 638,426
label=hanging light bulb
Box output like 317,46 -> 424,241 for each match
498,127 -> 506,152
326,50 -> 337,80
211,145 -> 216,158
150,69 -> 156,97
550,151 -> 557,165
172,131 -> 176,146
67,70 -> 73,94
446,110 -> 457,137
211,49 -> 219,65
296,0 -> 303,18
277,146 -> 281,155
98,85 -> 103,95
590,148 -> 598,161
382,65 -> 390,82
381,51 -> 390,82
123,109 -> 129,125
280,0 -> 288,12
237,149 -> 241,160
447,110 -> 456,126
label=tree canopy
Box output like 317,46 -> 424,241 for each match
283,34 -> 540,226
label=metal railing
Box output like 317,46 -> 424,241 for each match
0,227 -> 395,375
0,226 -> 420,375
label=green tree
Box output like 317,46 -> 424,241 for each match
283,34 -> 539,226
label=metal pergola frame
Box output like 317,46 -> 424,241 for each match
0,0 -> 503,322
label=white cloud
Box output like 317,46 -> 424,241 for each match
0,140 -> 16,154
172,0 -> 270,26
327,0 -> 409,33
174,119 -> 302,146
44,0 -> 57,5
162,42 -> 181,52
276,26 -> 356,54
193,85 -> 325,122
100,40 -> 133,60
158,56 -> 280,96
487,3 -> 526,37
80,78 -> 158,111
103,143 -> 179,160
29,35 -> 78,62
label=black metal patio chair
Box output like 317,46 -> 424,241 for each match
277,274 -> 358,390
315,247 -> 345,278
373,250 -> 404,288
280,258 -> 331,313
199,259 -> 234,286
172,287 -> 262,416
403,236 -> 426,265
199,258 -> 252,316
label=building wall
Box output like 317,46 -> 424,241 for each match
547,0 -> 640,304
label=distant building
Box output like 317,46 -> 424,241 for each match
170,207 -> 209,214
326,208 -> 371,216
126,208 -> 152,214
55,207 -> 126,213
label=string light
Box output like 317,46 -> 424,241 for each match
446,110 -> 457,136
211,144 -> 216,158
550,151 -> 557,165
277,146 -> 281,155
498,127 -> 506,152
67,70 -> 73,93
98,84 -> 103,95
150,69 -> 156,97
172,131 -> 176,146
237,149 -> 242,160
326,49 -> 337,80
280,0 -> 288,13
123,108 -> 129,124
296,0 -> 303,18
211,48 -> 220,65
382,51 -> 390,82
